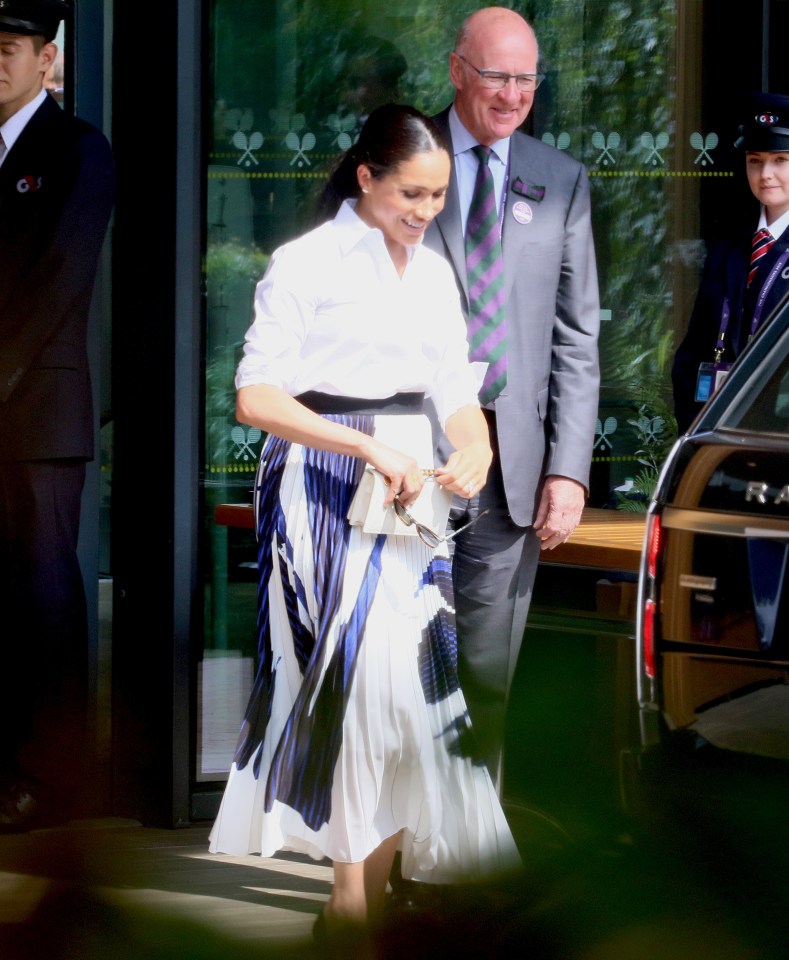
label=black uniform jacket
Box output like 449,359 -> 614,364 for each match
672,225 -> 789,432
0,93 -> 115,462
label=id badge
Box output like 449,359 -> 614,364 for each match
695,363 -> 714,402
712,361 -> 732,392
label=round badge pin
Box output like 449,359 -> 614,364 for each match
512,201 -> 533,224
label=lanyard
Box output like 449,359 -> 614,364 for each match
715,247 -> 789,360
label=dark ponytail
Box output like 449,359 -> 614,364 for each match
315,103 -> 449,222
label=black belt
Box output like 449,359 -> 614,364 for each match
296,391 -> 425,415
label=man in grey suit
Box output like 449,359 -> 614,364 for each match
425,7 -> 600,789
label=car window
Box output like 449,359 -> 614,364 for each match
733,357 -> 789,434
717,332 -> 789,435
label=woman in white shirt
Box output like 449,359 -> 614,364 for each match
208,104 -> 519,934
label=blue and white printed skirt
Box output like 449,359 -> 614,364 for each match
208,412 -> 519,883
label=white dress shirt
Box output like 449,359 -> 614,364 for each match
236,199 -> 481,428
759,205 -> 789,240
0,88 -> 47,168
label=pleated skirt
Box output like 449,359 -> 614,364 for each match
208,412 -> 519,883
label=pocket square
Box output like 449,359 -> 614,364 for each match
512,176 -> 545,202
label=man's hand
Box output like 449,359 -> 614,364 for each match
533,476 -> 586,550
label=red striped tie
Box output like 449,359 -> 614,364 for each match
747,227 -> 774,287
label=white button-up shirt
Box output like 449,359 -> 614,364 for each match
236,199 -> 481,427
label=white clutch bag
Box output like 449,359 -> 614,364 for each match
347,467 -> 452,539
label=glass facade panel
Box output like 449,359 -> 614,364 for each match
198,0 -> 716,780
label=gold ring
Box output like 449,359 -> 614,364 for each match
411,474 -> 421,485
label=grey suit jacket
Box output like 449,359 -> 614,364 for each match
425,110 -> 600,526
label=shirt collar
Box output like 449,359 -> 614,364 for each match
334,198 -> 417,264
448,105 -> 510,167
0,88 -> 47,154
759,205 -> 789,240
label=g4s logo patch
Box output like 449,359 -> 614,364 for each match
16,176 -> 43,193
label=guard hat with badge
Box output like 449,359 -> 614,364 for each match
0,0 -> 71,43
734,91 -> 789,151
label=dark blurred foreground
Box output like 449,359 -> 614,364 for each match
4,609 -> 788,959
0,805 -> 785,960
4,602 -> 787,958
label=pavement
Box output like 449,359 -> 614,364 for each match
0,818 -> 329,958
0,804 -> 783,960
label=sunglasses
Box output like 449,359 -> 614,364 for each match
393,496 -> 489,548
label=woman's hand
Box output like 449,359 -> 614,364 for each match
364,442 -> 425,508
435,440 -> 492,498
438,405 -> 493,498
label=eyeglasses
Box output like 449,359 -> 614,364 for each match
393,496 -> 490,548
456,54 -> 544,92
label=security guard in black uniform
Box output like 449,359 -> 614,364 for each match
0,0 -> 115,831
673,91 -> 789,432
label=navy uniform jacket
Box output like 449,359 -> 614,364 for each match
672,225 -> 789,432
0,93 -> 115,462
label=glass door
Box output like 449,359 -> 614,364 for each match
196,0 -> 751,791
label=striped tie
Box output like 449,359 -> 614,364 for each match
747,227 -> 774,287
465,145 -> 507,404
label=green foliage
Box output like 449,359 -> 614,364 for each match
615,402 -> 676,512
205,242 -> 269,291
614,466 -> 656,512
204,241 -> 270,464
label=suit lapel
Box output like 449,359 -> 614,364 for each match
433,110 -> 469,301
501,134 -> 536,300
436,171 -> 467,297
0,95 -> 59,189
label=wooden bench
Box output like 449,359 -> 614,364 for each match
214,502 -> 255,530
541,507 -> 645,573
214,504 -> 646,572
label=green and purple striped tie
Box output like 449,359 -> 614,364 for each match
465,145 -> 507,404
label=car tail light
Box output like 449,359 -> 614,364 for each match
642,512 -> 662,679
643,599 -> 656,678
